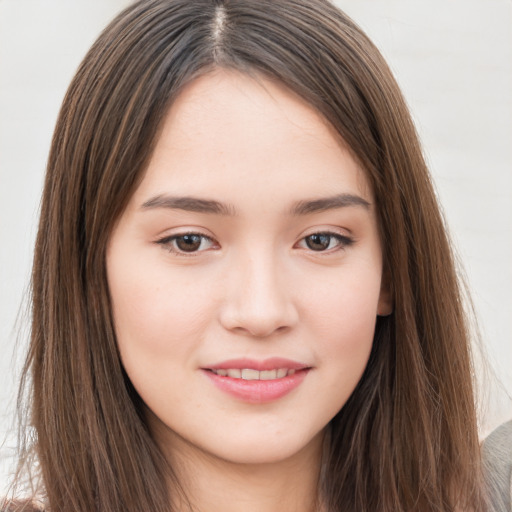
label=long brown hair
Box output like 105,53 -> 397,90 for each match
8,0 -> 486,510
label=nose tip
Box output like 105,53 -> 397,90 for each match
218,259 -> 299,338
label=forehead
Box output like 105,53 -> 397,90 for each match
131,69 -> 372,210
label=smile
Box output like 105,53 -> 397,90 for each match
209,368 -> 296,380
203,358 -> 311,403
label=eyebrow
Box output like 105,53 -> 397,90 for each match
140,193 -> 370,216
141,195 -> 236,215
289,193 -> 371,215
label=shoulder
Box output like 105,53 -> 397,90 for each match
481,419 -> 512,512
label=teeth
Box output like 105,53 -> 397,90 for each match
212,368 -> 297,380
241,369 -> 260,380
260,370 -> 277,380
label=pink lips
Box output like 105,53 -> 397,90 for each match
202,357 -> 311,404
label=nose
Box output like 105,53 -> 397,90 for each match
218,251 -> 299,338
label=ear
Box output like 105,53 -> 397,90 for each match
377,267 -> 393,316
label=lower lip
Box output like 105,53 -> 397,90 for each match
202,369 -> 309,403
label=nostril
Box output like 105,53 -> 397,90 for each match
220,319 -> 291,339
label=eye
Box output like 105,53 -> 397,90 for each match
297,232 -> 353,252
156,233 -> 217,255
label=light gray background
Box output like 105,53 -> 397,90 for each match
1,0 -> 511,495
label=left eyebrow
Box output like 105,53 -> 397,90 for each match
289,193 -> 371,216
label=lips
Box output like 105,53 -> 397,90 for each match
202,358 -> 311,403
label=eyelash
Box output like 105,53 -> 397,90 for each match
296,232 -> 354,252
156,233 -> 218,255
155,231 -> 354,256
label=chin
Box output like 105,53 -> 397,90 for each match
203,429 -> 325,466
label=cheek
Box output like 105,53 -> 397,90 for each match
301,261 -> 381,392
304,258 -> 381,333
107,249 -> 218,365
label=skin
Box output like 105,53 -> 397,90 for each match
107,69 -> 392,512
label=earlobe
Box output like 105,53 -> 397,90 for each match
377,270 -> 394,316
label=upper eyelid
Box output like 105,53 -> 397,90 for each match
298,225 -> 352,237
156,232 -> 216,246
155,227 -> 217,245
157,232 -> 213,241
295,232 -> 353,247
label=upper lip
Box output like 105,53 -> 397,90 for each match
205,357 -> 310,371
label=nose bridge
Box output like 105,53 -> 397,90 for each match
220,245 -> 298,337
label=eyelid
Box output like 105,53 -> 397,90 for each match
154,227 -> 354,256
295,229 -> 354,253
155,231 -> 219,256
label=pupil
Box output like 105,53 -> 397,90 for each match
176,235 -> 201,252
306,234 -> 330,251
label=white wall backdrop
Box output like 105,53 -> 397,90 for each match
1,0 -> 510,496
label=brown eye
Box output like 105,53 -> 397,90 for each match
305,233 -> 332,251
298,232 -> 354,252
156,233 -> 216,254
174,234 -> 203,252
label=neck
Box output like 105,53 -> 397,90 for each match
160,430 -> 326,512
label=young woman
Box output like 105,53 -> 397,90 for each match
4,0 -> 490,510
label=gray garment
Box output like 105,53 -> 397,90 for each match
482,420 -> 512,512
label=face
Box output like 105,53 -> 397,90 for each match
107,70 -> 391,466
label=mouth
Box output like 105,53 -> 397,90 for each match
207,368 -> 298,380
202,358 -> 311,403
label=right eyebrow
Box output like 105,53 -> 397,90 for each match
140,195 -> 237,216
